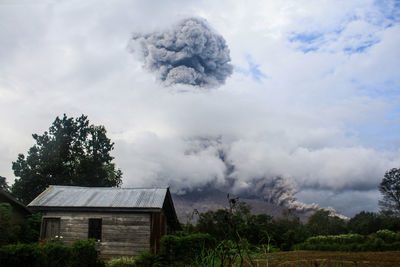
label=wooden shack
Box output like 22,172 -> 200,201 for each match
28,185 -> 180,258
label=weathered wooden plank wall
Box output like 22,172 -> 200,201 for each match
42,211 -> 151,258
150,212 -> 166,253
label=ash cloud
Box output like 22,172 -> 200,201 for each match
178,137 -> 319,214
129,17 -> 233,88
240,176 -> 319,213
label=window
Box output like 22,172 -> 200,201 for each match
42,218 -> 60,239
88,218 -> 102,241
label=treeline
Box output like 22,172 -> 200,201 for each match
183,200 -> 400,252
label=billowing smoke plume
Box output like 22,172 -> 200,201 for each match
240,177 -> 319,213
129,17 -> 233,88
178,136 -> 319,214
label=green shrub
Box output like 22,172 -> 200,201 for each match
158,233 -> 216,265
45,242 -> 72,267
106,256 -> 136,267
0,243 -> 45,267
296,230 -> 400,252
70,239 -> 103,267
0,239 -> 104,267
135,251 -> 158,267
15,213 -> 42,244
376,229 -> 400,243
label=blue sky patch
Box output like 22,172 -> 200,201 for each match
343,39 -> 379,54
235,55 -> 268,82
288,32 -> 323,44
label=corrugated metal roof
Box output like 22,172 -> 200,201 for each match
28,186 -> 168,209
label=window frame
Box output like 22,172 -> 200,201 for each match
41,217 -> 61,240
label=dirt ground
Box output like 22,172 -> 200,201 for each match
246,250 -> 400,267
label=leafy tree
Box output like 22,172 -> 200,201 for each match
378,210 -> 400,232
306,209 -> 347,236
348,211 -> 382,235
0,176 -> 9,191
244,213 -> 273,245
269,211 -> 308,250
379,168 -> 400,215
11,114 -> 122,204
195,209 -> 232,241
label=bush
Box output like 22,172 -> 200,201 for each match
15,213 -> 42,244
376,229 -> 400,243
70,239 -> 103,267
0,207 -> 41,246
296,230 -> 400,252
0,243 -> 45,267
135,251 -> 158,267
158,233 -> 216,265
106,256 -> 136,267
0,239 -> 104,267
45,242 -> 72,267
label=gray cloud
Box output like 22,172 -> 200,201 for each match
239,176 -> 319,213
158,136 -> 320,213
129,17 -> 233,88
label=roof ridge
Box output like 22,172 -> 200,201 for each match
49,185 -> 169,190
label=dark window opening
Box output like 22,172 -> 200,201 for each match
88,218 -> 102,241
42,218 -> 60,239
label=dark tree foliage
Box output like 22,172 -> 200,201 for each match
244,213 -> 273,245
11,114 -> 122,204
348,211 -> 382,235
378,210 -> 400,231
306,209 -> 347,236
196,209 -> 233,241
379,168 -> 400,215
267,210 -> 309,250
0,176 -> 9,191
194,202 -> 309,251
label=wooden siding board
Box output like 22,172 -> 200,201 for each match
42,211 -> 151,257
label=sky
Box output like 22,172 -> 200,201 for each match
1,0 -> 400,217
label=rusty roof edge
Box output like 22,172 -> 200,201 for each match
28,185 -> 54,206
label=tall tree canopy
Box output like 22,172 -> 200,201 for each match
379,168 -> 400,215
306,209 -> 347,236
11,114 -> 122,204
0,176 -> 9,192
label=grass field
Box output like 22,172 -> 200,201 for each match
246,251 -> 400,267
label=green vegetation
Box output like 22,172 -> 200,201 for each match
0,239 -> 104,267
129,195 -> 400,266
157,232 -> 216,265
0,176 -> 9,191
106,256 -> 136,267
0,203 -> 41,246
100,195 -> 398,266
379,167 -> 400,216
297,230 -> 400,251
